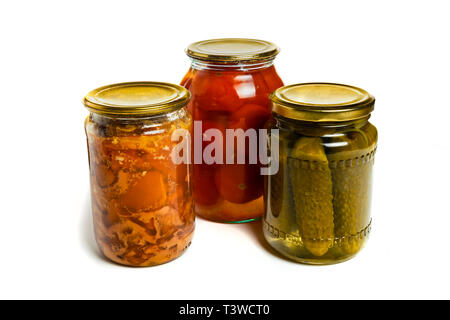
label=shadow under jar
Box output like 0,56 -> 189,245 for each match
263,83 -> 378,265
84,82 -> 195,267
181,38 -> 284,223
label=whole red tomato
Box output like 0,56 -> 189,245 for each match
191,70 -> 243,112
192,164 -> 219,205
229,103 -> 271,131
260,66 -> 284,92
214,163 -> 263,204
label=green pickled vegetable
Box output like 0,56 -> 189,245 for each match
270,132 -> 288,218
289,137 -> 334,256
279,166 -> 297,233
328,132 -> 372,255
269,132 -> 297,235
269,158 -> 283,218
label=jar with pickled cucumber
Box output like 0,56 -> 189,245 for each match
263,83 -> 377,264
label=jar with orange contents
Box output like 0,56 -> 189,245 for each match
181,38 -> 284,223
84,82 -> 194,267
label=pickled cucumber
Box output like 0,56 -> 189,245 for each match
288,137 -> 334,256
269,165 -> 283,217
327,131 -> 374,255
274,148 -> 298,237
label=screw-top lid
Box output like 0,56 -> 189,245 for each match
271,83 -> 375,122
83,82 -> 191,117
186,38 -> 279,62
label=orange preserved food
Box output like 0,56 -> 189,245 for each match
181,38 -> 283,222
84,82 -> 194,267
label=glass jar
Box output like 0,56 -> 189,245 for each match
263,83 -> 378,264
181,38 -> 284,223
84,82 -> 195,267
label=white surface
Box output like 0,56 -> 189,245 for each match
1,0 -> 449,300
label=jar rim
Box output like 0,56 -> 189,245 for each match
83,81 -> 191,117
186,38 -> 279,63
271,82 -> 375,122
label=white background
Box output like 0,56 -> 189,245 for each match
0,0 -> 449,300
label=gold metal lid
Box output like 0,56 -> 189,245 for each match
271,83 -> 375,122
186,38 -> 279,62
83,81 -> 191,117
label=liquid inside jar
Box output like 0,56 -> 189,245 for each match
85,110 -> 194,266
263,117 -> 377,264
181,62 -> 284,223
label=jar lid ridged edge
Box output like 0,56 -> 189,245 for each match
186,38 -> 280,62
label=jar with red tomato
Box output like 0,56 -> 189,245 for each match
181,38 -> 284,223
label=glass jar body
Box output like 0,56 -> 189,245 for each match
85,109 -> 195,266
263,116 -> 377,264
181,59 -> 284,222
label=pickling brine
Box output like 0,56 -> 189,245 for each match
264,83 -> 377,264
